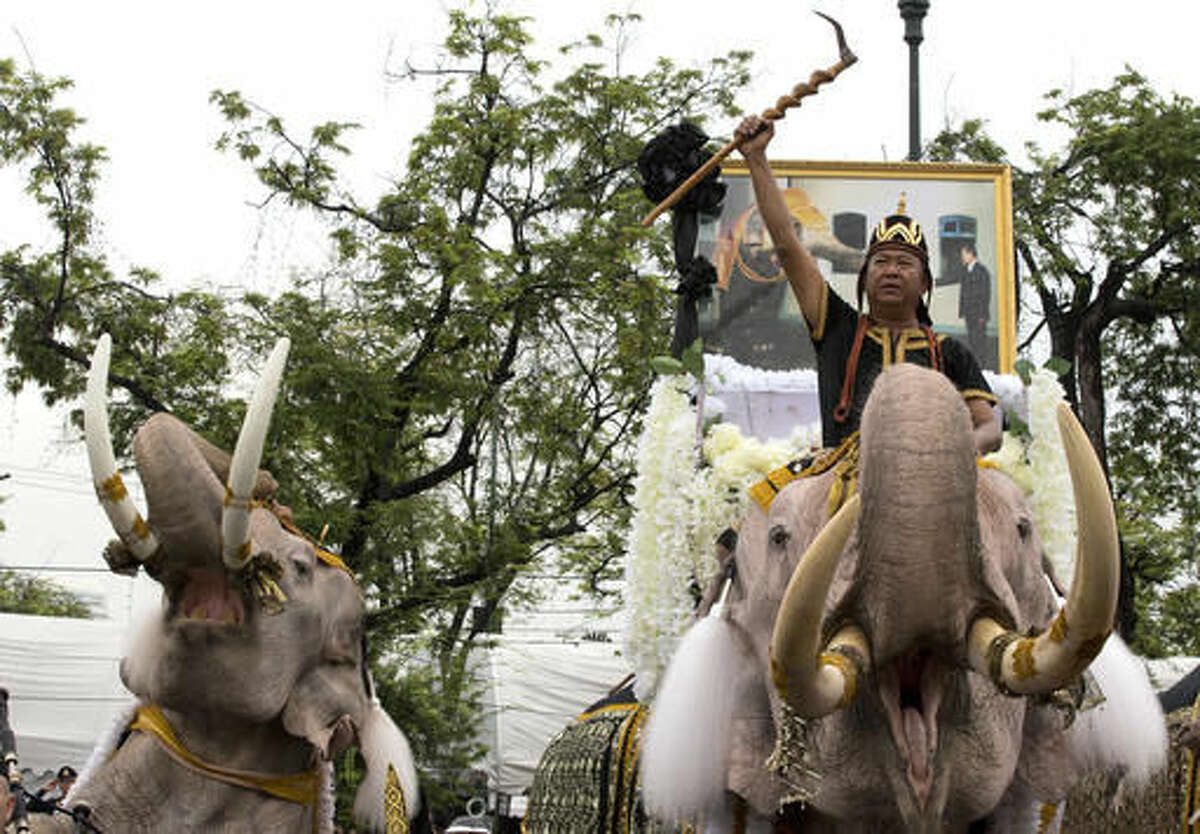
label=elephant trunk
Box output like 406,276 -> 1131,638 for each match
854,364 -> 981,667
966,402 -> 1118,694
133,415 -> 227,571
769,364 -> 988,719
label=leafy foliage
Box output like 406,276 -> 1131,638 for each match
0,569 -> 92,618
927,71 -> 1200,651
0,8 -> 752,818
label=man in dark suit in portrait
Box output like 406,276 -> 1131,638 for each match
958,242 -> 991,364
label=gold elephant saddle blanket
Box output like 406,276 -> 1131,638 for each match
523,685 -> 689,834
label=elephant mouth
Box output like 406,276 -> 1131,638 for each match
166,569 -> 247,628
877,648 -> 947,809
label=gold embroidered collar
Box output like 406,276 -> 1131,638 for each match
129,704 -> 320,806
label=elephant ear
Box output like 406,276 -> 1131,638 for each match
280,663 -> 364,759
281,570 -> 369,759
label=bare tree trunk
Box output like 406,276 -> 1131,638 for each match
1075,313 -> 1108,475
1039,279 -> 1136,639
1038,285 -> 1080,409
1077,300 -> 1138,639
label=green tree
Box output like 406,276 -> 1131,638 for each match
0,8 -> 751,819
0,569 -> 92,618
927,70 -> 1200,651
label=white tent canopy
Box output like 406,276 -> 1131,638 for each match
0,612 -> 136,774
0,609 -> 636,794
476,639 -> 630,797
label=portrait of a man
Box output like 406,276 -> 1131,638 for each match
697,161 -> 1014,373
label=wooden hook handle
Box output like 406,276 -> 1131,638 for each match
639,16 -> 857,228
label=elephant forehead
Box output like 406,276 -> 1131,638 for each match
249,508 -> 311,553
738,473 -> 844,600
769,474 -> 836,535
247,513 -> 364,645
319,567 -> 365,626
975,470 -> 1052,627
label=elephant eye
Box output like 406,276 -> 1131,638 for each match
769,524 -> 790,549
1017,517 -> 1032,541
292,555 -> 313,580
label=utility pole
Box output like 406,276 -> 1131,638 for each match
898,0 -> 930,161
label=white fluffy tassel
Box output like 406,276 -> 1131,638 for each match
352,698 -> 419,832
119,604 -> 167,698
642,590 -> 748,823
67,699 -> 141,803
1069,631 -> 1168,785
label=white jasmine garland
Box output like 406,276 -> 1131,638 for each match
985,369 -> 1077,585
688,421 -> 819,585
625,376 -> 704,698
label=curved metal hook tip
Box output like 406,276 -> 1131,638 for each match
814,10 -> 857,66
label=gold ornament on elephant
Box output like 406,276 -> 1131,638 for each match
385,763 -> 410,834
764,701 -> 820,808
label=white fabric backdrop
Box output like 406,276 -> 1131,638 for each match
704,353 -> 1026,443
476,640 -> 630,796
0,612 -> 136,774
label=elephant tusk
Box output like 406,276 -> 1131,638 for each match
770,494 -> 868,718
222,338 -> 291,571
967,402 -> 1119,695
84,334 -> 160,563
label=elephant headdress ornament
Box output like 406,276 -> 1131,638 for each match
61,334 -> 423,834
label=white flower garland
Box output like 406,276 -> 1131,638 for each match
624,376 -> 704,699
625,376 -> 817,697
626,368 -> 1077,697
986,369 -> 1078,586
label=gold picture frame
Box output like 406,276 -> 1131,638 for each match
697,159 -> 1016,373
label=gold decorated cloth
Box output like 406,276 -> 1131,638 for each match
523,695 -> 690,834
748,431 -> 860,517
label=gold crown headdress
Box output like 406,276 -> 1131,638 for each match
867,194 -> 927,255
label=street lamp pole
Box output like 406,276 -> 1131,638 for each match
898,0 -> 930,161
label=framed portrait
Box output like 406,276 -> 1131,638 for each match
696,160 -> 1016,373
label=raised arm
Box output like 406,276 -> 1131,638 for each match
736,115 -> 826,329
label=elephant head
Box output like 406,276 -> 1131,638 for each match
645,363 -> 1121,832
75,335 -> 419,833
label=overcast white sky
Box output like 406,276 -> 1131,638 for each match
3,1 -> 1198,289
2,0 -> 1199,607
